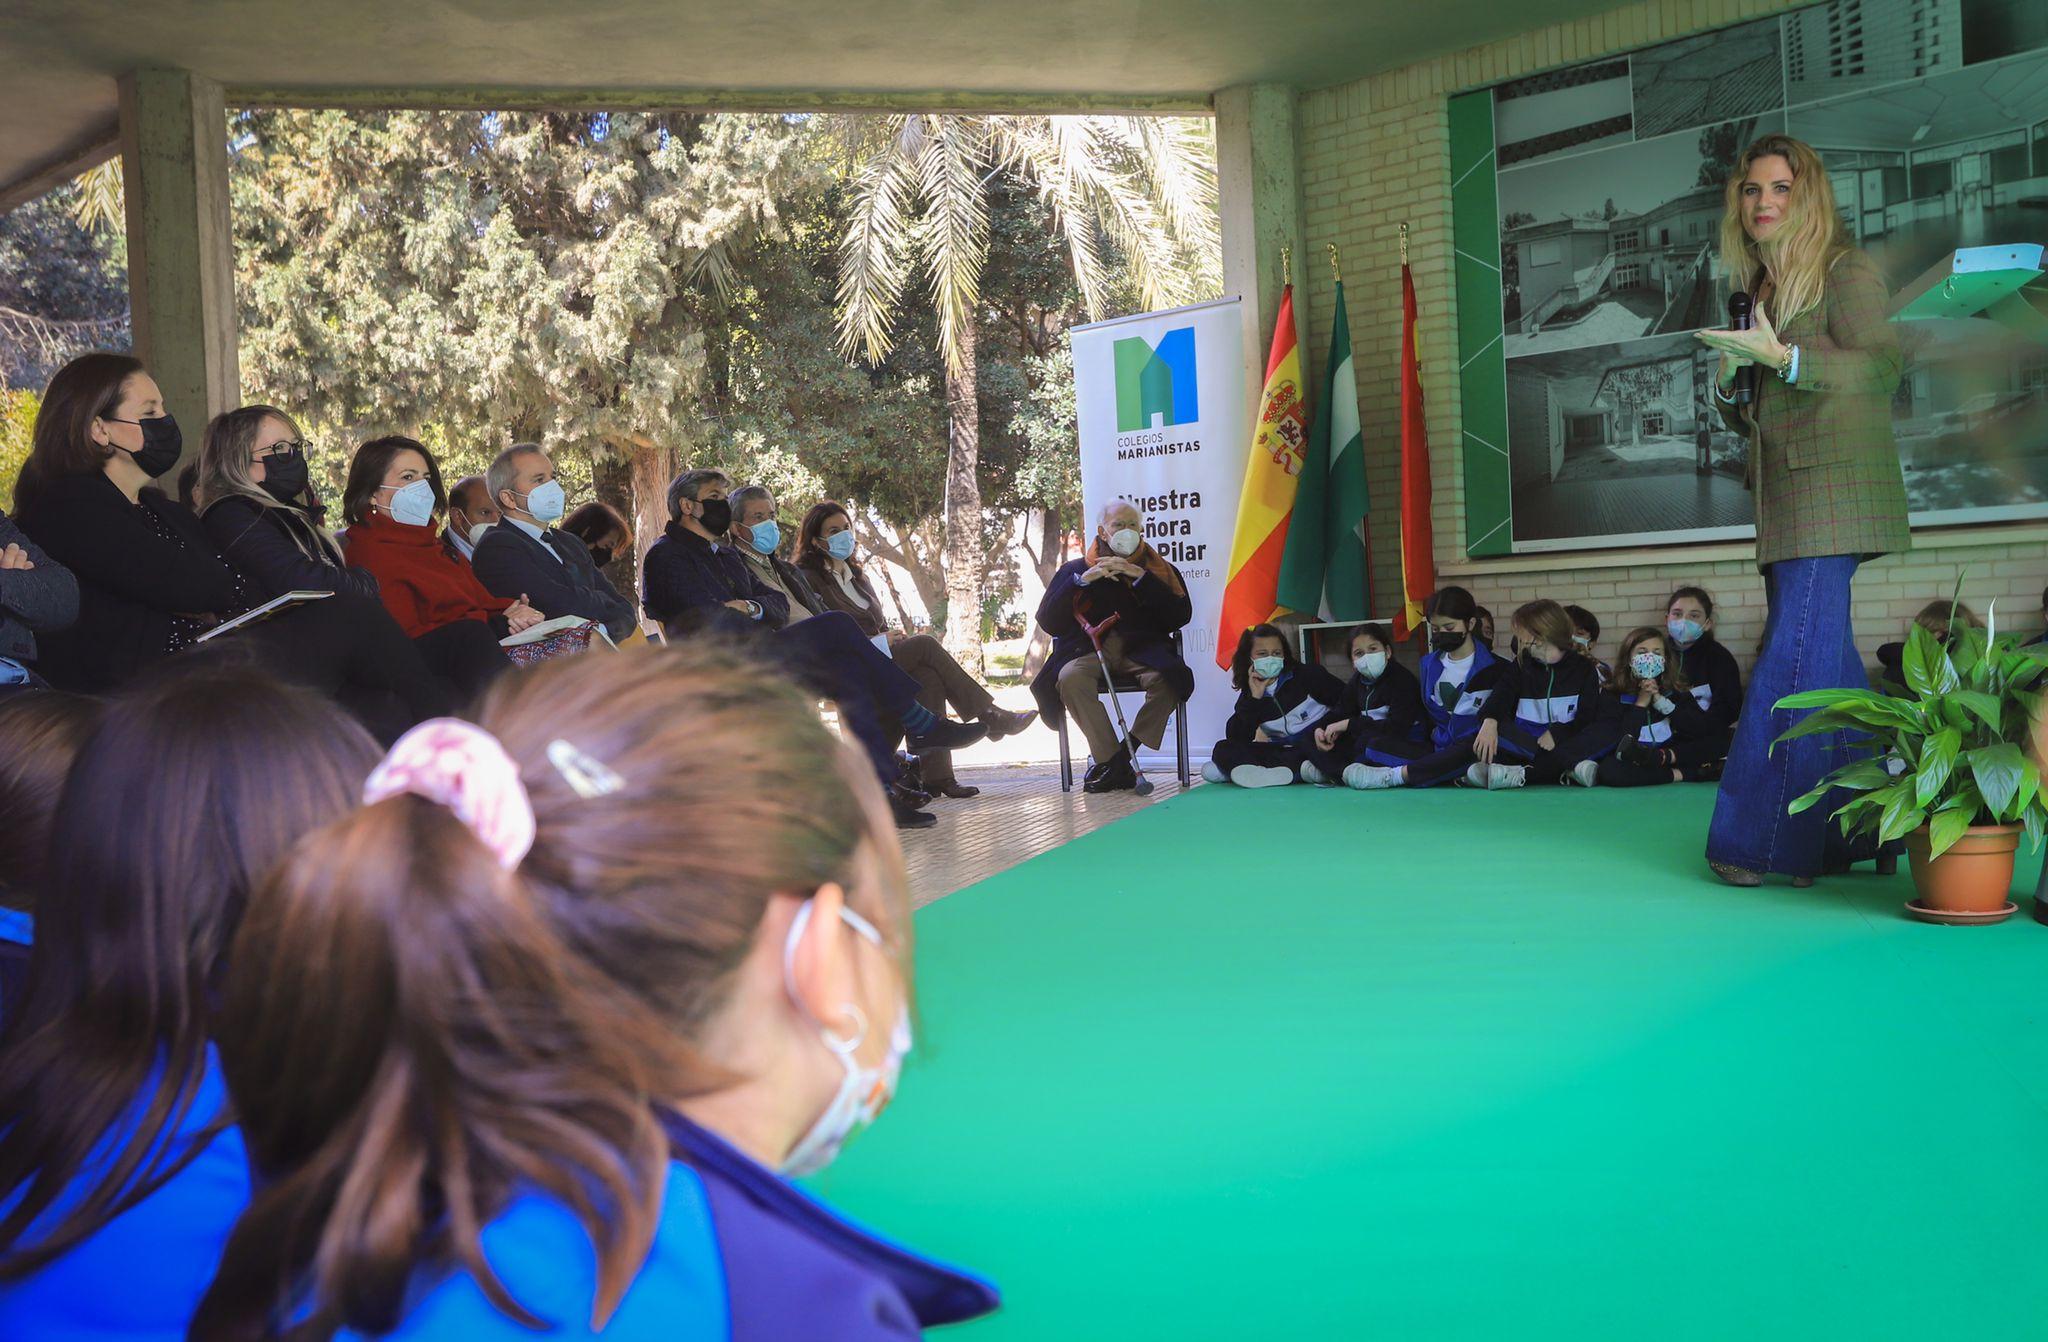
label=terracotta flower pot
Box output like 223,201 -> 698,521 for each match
1904,823 -> 2021,914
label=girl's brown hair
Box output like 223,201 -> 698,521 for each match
794,500 -> 856,576
1913,599 -> 1978,639
1610,626 -> 1692,700
195,646 -> 908,1339
341,435 -> 448,526
0,691 -> 101,913
0,655 -> 379,1281
16,352 -> 145,511
1510,599 -> 1579,662
1718,134 -> 1852,329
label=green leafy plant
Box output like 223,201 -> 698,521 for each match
1778,592 -> 2048,858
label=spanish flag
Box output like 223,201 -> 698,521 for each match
1216,286 -> 1309,668
1394,259 -> 1436,640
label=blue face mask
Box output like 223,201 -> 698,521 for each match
1667,618 -> 1703,646
1251,655 -> 1286,680
825,530 -> 856,562
521,479 -> 566,524
747,519 -> 781,555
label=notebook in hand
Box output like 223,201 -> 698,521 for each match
195,590 -> 335,643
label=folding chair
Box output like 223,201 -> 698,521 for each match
1055,629 -> 1193,792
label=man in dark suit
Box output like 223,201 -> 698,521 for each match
443,474 -> 497,566
0,509 -> 78,688
644,467 -> 983,828
471,444 -> 636,644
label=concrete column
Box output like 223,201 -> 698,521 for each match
118,69 -> 239,472
1214,83 -> 1306,418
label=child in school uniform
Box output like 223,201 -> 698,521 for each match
1591,626 -> 1719,786
1300,623 -> 1426,786
1564,604 -> 1613,685
1464,598 -> 1617,789
1341,587 -> 1512,790
1664,585 -> 1744,781
1203,623 -> 1348,788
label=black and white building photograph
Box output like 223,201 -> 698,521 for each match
1499,113 -> 1779,356
1504,331 -> 1755,548
1493,58 -> 1633,168
1630,18 -> 1784,139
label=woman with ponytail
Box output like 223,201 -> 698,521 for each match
1692,134 -> 1910,887
0,655 -> 380,1338
196,648 -> 999,1340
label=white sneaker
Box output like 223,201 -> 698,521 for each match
1568,759 -> 1599,788
1230,764 -> 1296,789
1300,759 -> 1329,786
1466,762 -> 1526,789
1200,761 -> 1227,785
1343,764 -> 1402,790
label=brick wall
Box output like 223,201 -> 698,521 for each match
1290,0 -> 2048,673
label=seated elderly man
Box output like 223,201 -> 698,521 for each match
1032,498 -> 1194,793
471,444 -> 637,643
643,467 -> 983,829
726,483 -> 824,622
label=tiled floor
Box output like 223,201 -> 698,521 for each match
900,762 -> 1196,907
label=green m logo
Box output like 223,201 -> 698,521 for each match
1113,325 -> 1198,432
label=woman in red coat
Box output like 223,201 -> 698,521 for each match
341,436 -> 539,700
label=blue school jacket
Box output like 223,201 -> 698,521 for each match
1418,643 -> 1505,748
1616,689 -> 1715,747
346,1111 -> 998,1340
0,1048 -> 250,1341
1221,664 -> 1347,747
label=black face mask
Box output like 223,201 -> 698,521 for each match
696,497 -> 732,536
588,544 -> 615,568
1430,629 -> 1466,653
258,450 -> 309,503
109,412 -> 183,479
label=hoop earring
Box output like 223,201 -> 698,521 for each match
822,1003 -> 869,1057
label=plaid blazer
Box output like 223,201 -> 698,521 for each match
1719,248 -> 1911,570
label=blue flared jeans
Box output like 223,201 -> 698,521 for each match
1706,555 -> 1868,878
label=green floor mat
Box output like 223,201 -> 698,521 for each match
807,784 -> 2048,1340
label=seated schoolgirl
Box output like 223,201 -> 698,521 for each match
0,660 -> 379,1339
1564,604 -> 1612,685
1463,598 -> 1617,790
1202,622 -> 1347,788
1339,586 -> 1510,790
1299,622 -> 1425,786
1593,626 -> 1719,787
191,650 -> 999,1341
1663,586 -> 1743,779
1876,599 -> 1978,696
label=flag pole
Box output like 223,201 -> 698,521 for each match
1327,243 -> 1341,283
1399,221 -> 1409,267
1281,245 -> 1292,287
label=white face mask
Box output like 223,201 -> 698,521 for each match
466,520 -> 493,545
1108,527 -> 1142,557
1354,650 -> 1388,680
519,478 -> 567,525
383,479 -> 436,528
779,900 -> 910,1178
1250,654 -> 1286,680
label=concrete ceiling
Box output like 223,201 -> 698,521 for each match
0,0 -> 1622,206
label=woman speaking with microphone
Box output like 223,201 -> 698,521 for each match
1693,133 -> 1910,888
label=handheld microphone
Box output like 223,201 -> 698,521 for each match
1725,292 -> 1757,406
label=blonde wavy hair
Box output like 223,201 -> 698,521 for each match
1717,134 -> 1853,328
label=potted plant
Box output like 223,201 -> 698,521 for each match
1777,597 -> 2048,923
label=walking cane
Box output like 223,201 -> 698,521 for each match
1075,609 -> 1155,797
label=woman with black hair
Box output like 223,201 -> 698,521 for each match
1202,623 -> 1347,788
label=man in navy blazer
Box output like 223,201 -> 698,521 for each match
645,468 -> 984,828
471,445 -> 636,644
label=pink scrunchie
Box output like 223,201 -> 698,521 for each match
362,718 -> 536,870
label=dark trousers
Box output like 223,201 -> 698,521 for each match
246,594 -> 452,745
1359,733 -> 1468,788
894,632 -> 994,786
770,611 -> 923,785
1670,728 -> 1732,773
413,618 -> 513,710
1211,737 -> 1313,773
1597,754 -> 1680,787
1496,720 -> 1613,785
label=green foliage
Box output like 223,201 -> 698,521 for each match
1782,588 -> 2048,857
0,388 -> 34,513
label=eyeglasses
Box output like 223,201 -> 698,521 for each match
254,440 -> 305,459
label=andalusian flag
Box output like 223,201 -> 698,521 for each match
1276,279 -> 1368,619
1395,259 -> 1436,639
1216,286 -> 1309,668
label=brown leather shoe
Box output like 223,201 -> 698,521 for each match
1709,860 -> 1763,887
933,780 -> 981,799
979,706 -> 1039,741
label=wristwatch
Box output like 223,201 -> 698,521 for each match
1776,344 -> 1797,379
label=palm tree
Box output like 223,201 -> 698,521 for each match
834,114 -> 1218,670
70,158 -> 124,232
